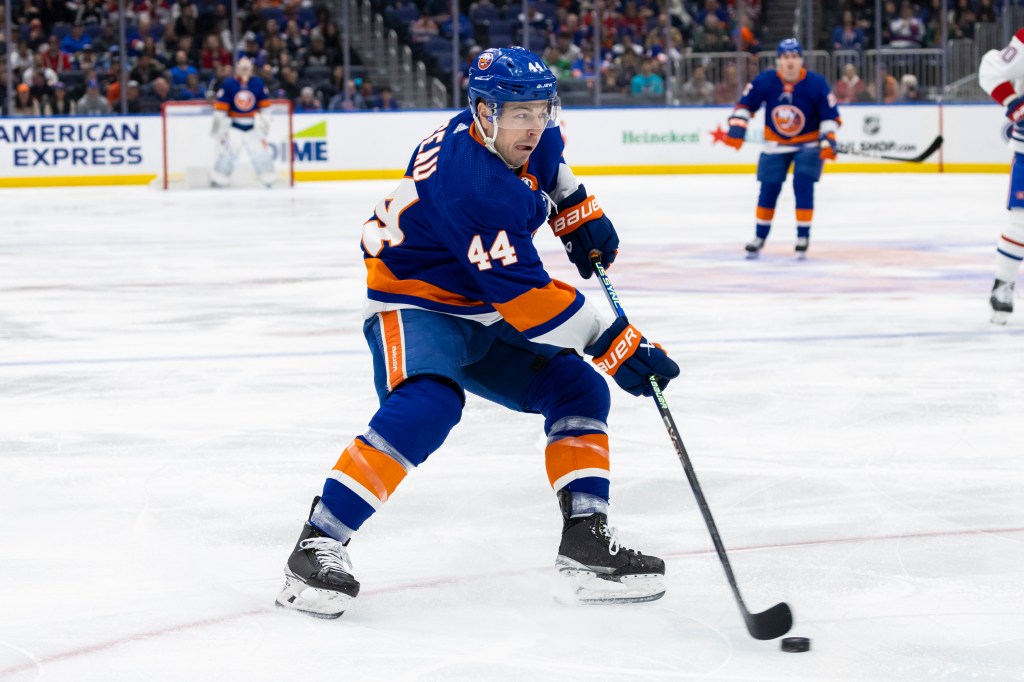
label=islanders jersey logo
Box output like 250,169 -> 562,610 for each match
770,105 -> 805,137
477,51 -> 494,70
234,89 -> 256,112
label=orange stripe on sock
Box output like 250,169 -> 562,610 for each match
1002,234 -> 1024,249
379,311 -> 406,391
796,209 -> 814,224
334,440 -> 407,503
545,434 -> 610,488
756,206 -> 775,221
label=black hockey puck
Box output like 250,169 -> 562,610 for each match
781,637 -> 811,653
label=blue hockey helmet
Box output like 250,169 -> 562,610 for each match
777,38 -> 803,57
468,46 -> 560,130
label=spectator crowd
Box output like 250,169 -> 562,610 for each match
0,0 -> 1008,116
0,0 -> 400,116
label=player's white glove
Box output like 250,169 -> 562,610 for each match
211,111 -> 227,138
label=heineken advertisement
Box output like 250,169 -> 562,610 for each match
621,129 -> 701,144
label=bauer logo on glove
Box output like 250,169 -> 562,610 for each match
550,196 -> 602,236
586,317 -> 679,397
549,185 -> 619,279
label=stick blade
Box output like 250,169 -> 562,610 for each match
915,135 -> 943,162
744,601 -> 793,640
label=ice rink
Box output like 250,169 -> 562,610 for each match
2,173 -> 1022,681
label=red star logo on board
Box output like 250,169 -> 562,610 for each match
709,124 -> 728,145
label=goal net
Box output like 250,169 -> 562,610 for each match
159,99 -> 295,189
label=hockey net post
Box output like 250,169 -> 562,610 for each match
159,99 -> 295,189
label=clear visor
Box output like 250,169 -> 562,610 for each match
487,97 -> 561,130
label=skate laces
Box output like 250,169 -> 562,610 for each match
300,536 -> 353,573
596,517 -> 623,556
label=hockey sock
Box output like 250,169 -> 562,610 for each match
996,210 -> 1024,282
318,377 -> 463,539
794,175 -> 815,237
756,182 -> 783,239
525,354 -> 612,503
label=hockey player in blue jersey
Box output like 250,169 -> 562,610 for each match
275,46 -> 680,618
209,57 -> 277,188
722,38 -> 841,259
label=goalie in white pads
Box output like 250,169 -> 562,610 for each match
979,30 -> 1024,323
210,57 -> 277,188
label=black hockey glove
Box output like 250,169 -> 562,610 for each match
548,185 -> 619,280
585,317 -> 679,397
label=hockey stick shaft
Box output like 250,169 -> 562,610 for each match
590,256 -> 792,641
744,134 -> 943,163
837,134 -> 943,163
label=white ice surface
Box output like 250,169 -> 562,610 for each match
1,174 -> 1022,681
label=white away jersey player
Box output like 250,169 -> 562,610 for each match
980,28 -> 1024,153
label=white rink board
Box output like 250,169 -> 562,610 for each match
0,103 -> 1015,186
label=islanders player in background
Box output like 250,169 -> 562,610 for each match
722,39 -> 841,259
275,47 -> 680,618
979,30 -> 1024,324
209,57 -> 277,188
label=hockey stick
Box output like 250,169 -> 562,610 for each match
745,134 -> 943,163
589,255 -> 793,641
836,134 -> 943,163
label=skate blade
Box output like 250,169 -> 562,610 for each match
275,573 -> 354,619
991,310 -> 1011,325
745,251 -> 760,260
795,251 -> 807,260
553,560 -> 666,605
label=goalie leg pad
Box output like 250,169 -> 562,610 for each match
211,129 -> 239,186
241,131 -> 277,186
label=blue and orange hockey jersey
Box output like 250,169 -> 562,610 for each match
214,76 -> 270,130
360,109 -> 607,354
733,68 -> 841,151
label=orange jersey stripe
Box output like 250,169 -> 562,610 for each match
333,439 -> 408,503
378,311 -> 406,391
765,129 -> 820,145
545,434 -> 610,488
365,257 -> 487,308
493,279 -> 578,332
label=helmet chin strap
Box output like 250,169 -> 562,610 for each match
471,107 -> 517,169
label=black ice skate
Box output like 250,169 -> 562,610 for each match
275,498 -> 360,619
795,236 -> 809,260
745,237 -> 765,259
990,278 -> 1015,325
554,492 -> 665,605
